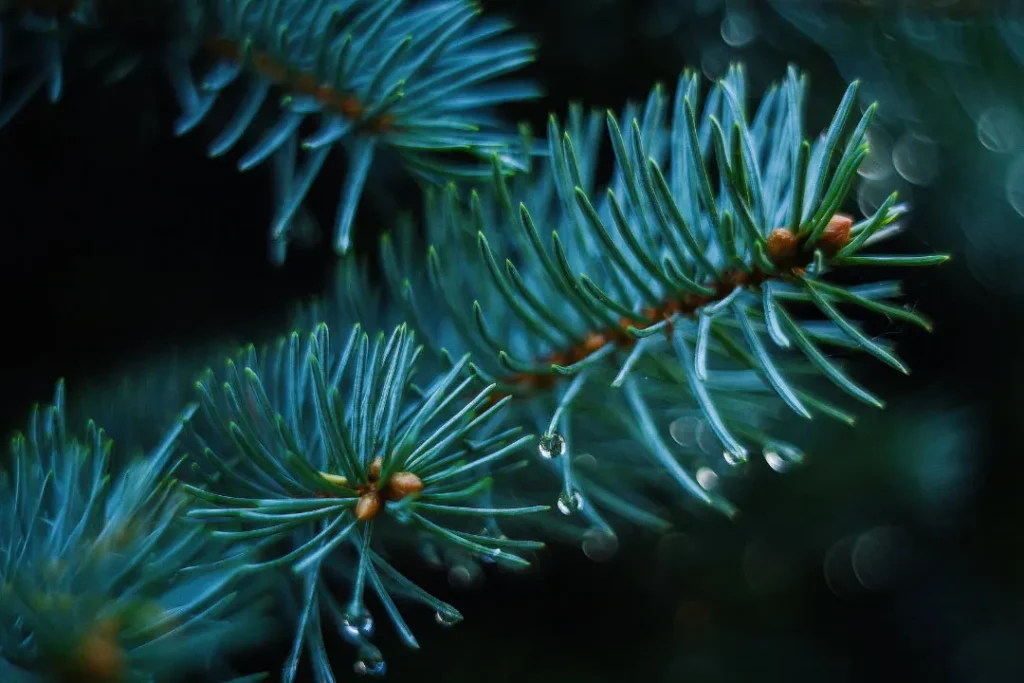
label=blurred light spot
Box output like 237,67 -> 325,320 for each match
893,131 -> 939,185
822,535 -> 860,598
701,42 -> 731,80
859,127 -> 894,181
1005,153 -> 1024,217
851,526 -> 912,590
670,416 -> 702,449
720,11 -> 756,48
447,564 -> 477,587
581,527 -> 619,562
858,176 -> 909,218
573,452 -> 598,470
696,466 -> 719,491
977,106 -> 1023,153
670,415 -> 718,455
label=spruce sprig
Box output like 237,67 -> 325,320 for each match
185,322 -> 544,680
0,381 -> 268,682
383,64 -> 947,535
170,0 -> 539,260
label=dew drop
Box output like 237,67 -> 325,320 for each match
341,611 -> 374,641
353,659 -> 386,677
722,448 -> 747,467
538,432 -> 566,459
696,466 -> 719,490
353,647 -> 385,677
477,527 -> 507,565
762,442 -> 805,472
434,610 -> 460,627
557,489 -> 584,515
581,527 -> 619,562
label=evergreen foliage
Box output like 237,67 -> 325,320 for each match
0,382 -> 269,682
0,4 -> 951,682
382,65 -> 946,542
184,322 -> 544,678
1,0 -> 538,261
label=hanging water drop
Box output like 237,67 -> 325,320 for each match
722,448 -> 747,467
538,432 -> 566,459
477,527 -> 508,565
353,647 -> 385,677
762,442 -> 805,472
434,610 -> 460,627
341,610 -> 375,641
557,489 -> 584,515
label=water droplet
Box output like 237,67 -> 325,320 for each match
722,449 -> 747,467
341,611 -> 375,640
762,442 -> 805,472
720,11 -> 756,48
696,466 -> 719,490
538,432 -> 566,459
977,106 -> 1022,154
353,647 -> 385,677
892,131 -> 938,186
556,489 -> 584,515
581,527 -> 619,562
434,610 -> 460,627
477,527 -> 507,565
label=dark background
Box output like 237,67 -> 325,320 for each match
1,1 -> 1021,681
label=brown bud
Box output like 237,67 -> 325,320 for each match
383,472 -> 424,502
368,457 -> 383,482
355,492 -> 382,522
818,213 -> 853,255
766,228 -> 800,267
73,617 -> 125,683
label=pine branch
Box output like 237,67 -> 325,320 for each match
168,0 -> 540,261
185,321 -> 544,680
1,0 -> 539,263
381,64 -> 947,539
0,380 -> 270,682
